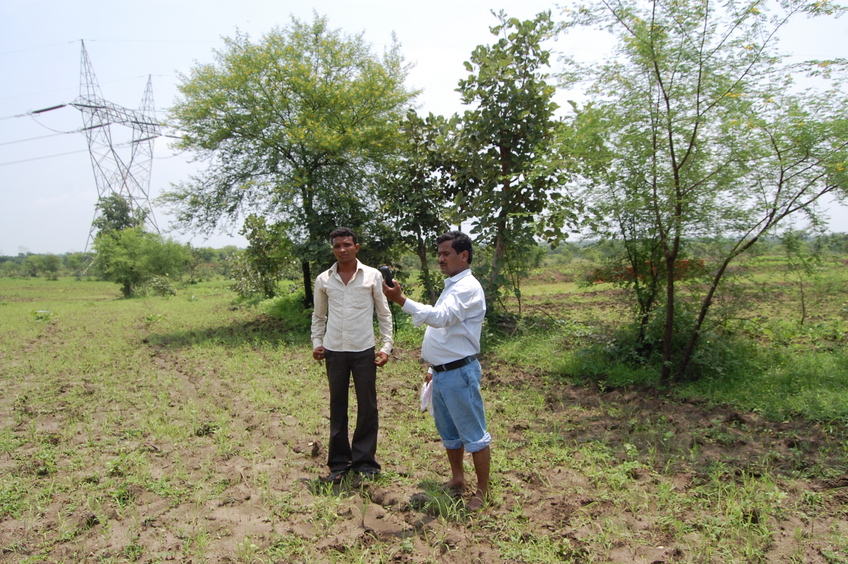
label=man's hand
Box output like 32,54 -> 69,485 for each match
424,371 -> 432,384
312,346 -> 325,361
374,351 -> 389,367
382,279 -> 406,306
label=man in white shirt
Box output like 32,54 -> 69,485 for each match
311,227 -> 393,482
382,231 -> 491,511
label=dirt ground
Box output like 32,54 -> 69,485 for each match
2,343 -> 847,563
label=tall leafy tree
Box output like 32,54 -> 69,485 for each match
86,194 -> 151,280
162,14 -> 417,305
379,110 -> 452,304
453,11 -> 576,310
563,0 -> 848,382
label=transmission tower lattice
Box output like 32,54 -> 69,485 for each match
74,40 -> 162,255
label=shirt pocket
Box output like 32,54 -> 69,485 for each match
347,285 -> 374,310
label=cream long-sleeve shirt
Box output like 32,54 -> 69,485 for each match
311,260 -> 393,355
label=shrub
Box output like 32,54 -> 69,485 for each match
262,291 -> 311,334
145,276 -> 177,297
565,306 -> 765,387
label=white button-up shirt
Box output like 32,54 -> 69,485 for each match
311,260 -> 394,355
401,268 -> 486,366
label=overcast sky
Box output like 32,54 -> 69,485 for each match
1,0 -> 847,255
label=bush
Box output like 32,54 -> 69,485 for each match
144,276 -> 177,297
262,291 -> 311,334
94,228 -> 191,297
563,305 -> 766,387
226,252 -> 283,300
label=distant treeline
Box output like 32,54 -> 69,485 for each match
3,232 -> 847,281
0,245 -> 242,280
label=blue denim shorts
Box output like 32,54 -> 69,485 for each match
431,359 -> 491,452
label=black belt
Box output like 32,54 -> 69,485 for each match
431,355 -> 477,373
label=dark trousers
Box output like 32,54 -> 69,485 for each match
325,348 -> 380,473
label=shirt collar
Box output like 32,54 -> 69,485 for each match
444,268 -> 472,286
331,259 -> 363,276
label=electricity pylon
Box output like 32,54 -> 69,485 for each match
74,40 -> 161,256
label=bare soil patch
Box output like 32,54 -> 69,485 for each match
3,340 -> 847,563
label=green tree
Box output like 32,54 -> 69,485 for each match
63,253 -> 86,273
380,110 -> 452,304
22,255 -> 40,278
93,193 -> 147,236
818,232 -> 848,254
780,229 -> 823,325
162,14 -> 417,306
94,229 -> 191,297
21,254 -> 62,279
453,11 -> 577,311
563,0 -> 848,382
0,259 -> 21,278
40,255 -> 62,280
230,214 -> 293,299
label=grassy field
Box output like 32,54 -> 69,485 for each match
1,266 -> 847,563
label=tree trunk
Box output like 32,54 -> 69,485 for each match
660,258 -> 676,385
487,145 -> 511,305
659,227 -> 681,384
301,260 -> 313,308
797,274 -> 807,325
416,237 -> 437,305
674,240 -> 758,382
488,228 -> 507,289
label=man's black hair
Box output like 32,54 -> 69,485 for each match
329,227 -> 357,245
436,231 -> 473,264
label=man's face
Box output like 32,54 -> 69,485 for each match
437,240 -> 468,277
331,236 -> 359,265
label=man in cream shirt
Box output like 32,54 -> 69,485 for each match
311,227 -> 393,482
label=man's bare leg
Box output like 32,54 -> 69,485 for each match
466,446 -> 490,511
445,447 -> 465,489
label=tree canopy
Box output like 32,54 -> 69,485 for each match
162,13 -> 418,304
562,0 -> 848,381
93,193 -> 147,237
379,110 -> 452,304
154,3 -> 848,359
452,11 -> 578,309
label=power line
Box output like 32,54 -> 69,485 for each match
0,131 -> 76,146
0,103 -> 71,122
0,148 -> 89,167
0,118 -> 181,151
0,38 -> 214,58
0,40 -> 77,57
0,111 -> 36,121
0,139 -> 137,168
